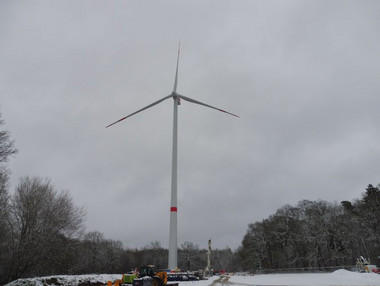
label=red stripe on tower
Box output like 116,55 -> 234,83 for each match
170,207 -> 177,212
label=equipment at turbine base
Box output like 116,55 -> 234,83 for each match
122,274 -> 137,284
356,256 -> 380,273
131,266 -> 178,286
119,266 -> 199,286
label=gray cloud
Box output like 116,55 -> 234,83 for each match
1,0 -> 380,250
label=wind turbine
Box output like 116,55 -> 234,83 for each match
106,45 -> 239,269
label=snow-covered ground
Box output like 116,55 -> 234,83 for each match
6,270 -> 380,286
208,270 -> 380,285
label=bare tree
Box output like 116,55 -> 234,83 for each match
0,115 -> 17,164
0,114 -> 17,233
179,241 -> 204,271
0,113 -> 17,240
0,171 -> 11,282
0,113 -> 17,284
0,171 -> 10,239
7,177 -> 85,281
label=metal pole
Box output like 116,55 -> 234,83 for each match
208,239 -> 211,274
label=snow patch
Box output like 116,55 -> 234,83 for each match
5,274 -> 122,286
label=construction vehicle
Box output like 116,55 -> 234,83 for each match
356,256 -> 379,273
132,265 -> 178,286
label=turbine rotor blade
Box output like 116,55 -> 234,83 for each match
177,94 -> 240,118
173,42 -> 181,93
106,94 -> 173,128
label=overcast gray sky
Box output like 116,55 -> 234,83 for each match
1,1 -> 380,250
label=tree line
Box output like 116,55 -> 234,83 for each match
1,113 -> 379,283
238,185 -> 380,272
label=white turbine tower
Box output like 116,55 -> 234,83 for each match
106,45 -> 239,269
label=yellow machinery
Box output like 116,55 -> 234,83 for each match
132,265 -> 169,286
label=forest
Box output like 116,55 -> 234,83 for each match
1,113 -> 379,284
238,185 -> 380,272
